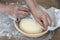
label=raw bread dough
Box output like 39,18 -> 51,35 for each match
19,19 -> 43,34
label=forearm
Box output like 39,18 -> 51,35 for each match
25,0 -> 39,13
0,3 -> 13,15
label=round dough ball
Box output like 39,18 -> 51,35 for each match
19,19 -> 43,34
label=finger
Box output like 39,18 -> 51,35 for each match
40,16 -> 48,29
35,17 -> 43,27
21,11 -> 29,16
35,17 -> 47,30
46,14 -> 52,26
18,6 -> 30,12
16,11 -> 29,18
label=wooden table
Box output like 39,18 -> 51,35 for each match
0,28 -> 60,40
0,0 -> 60,40
51,28 -> 60,40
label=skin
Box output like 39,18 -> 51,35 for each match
25,0 -> 52,30
0,3 -> 30,18
0,0 -> 52,30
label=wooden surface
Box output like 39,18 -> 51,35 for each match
36,0 -> 60,9
0,0 -> 60,40
0,28 -> 60,40
0,0 -> 60,8
51,28 -> 60,40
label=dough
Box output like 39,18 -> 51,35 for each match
19,19 -> 43,34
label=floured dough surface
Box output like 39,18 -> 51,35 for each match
19,19 -> 43,34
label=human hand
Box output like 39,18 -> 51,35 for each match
32,9 -> 52,30
25,0 -> 52,30
8,5 -> 30,18
0,4 -> 30,18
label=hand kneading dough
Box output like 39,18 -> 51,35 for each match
19,19 -> 43,34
